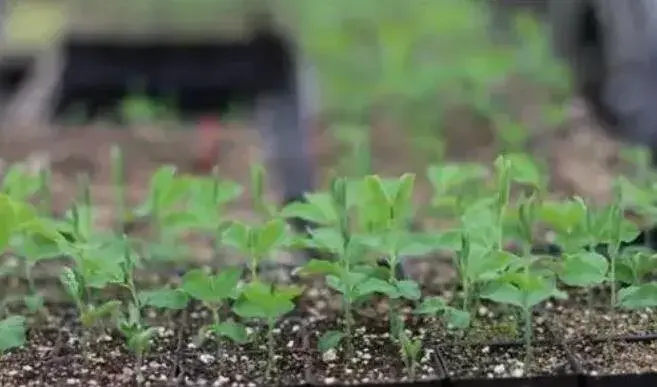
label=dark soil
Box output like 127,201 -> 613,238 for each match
0,312 -> 181,386
440,342 -> 576,379
571,339 -> 657,375
306,316 -> 444,385
545,301 -> 657,341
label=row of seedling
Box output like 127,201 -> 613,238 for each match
0,148 -> 657,382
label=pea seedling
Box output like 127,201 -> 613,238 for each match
540,198 -> 610,310
0,315 -> 26,355
223,218 -> 288,282
133,166 -> 197,261
232,281 -> 304,381
181,266 -> 248,355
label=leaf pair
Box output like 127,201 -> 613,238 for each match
233,281 -> 304,323
182,266 -> 242,305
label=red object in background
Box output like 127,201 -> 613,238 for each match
194,116 -> 221,173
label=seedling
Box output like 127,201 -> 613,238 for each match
540,197 -> 610,310
181,266 -> 249,355
414,295 -> 471,333
426,162 -> 489,220
233,281 -> 304,381
353,174 -> 437,340
60,266 -> 122,357
133,165 -> 197,261
398,327 -> 422,379
615,249 -> 657,286
250,164 -> 276,218
110,145 -> 127,233
223,219 -> 288,281
184,169 -> 243,261
294,176 -> 396,357
138,286 -> 189,325
0,315 -> 27,355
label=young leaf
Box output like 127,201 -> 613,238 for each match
138,288 -> 189,310
480,281 -> 524,309
559,252 -> 609,287
0,315 -> 26,353
391,173 -> 415,222
182,267 -> 242,304
414,296 -> 447,315
222,222 -> 249,252
60,267 -> 81,302
298,259 -> 342,277
445,307 -> 471,329
24,294 -> 45,313
254,219 -> 286,256
319,330 -> 345,353
364,175 -> 390,211
127,327 -> 158,355
209,320 -> 249,344
353,277 -> 399,299
618,283 -> 657,309
395,280 -> 421,301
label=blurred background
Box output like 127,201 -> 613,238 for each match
0,0 -> 642,242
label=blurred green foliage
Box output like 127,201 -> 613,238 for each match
296,0 -> 573,165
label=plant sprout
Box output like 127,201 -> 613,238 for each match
181,266 -> 248,354
223,219 -> 288,282
232,281 -> 304,381
0,315 -> 27,355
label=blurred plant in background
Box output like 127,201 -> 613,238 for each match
296,0 -> 573,174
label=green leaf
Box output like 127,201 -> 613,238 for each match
304,227 -> 345,256
222,222 -> 249,252
182,267 -> 242,304
254,219 -> 286,256
618,283 -> 657,309
0,315 -> 26,353
353,277 -> 398,299
139,288 -> 189,310
160,212 -> 203,232
60,267 -> 81,302
426,163 -> 488,194
392,173 -> 415,222
24,294 -> 45,313
538,199 -> 586,236
318,330 -> 345,352
395,280 -> 421,300
445,307 -> 471,329
326,275 -> 348,294
480,281 -> 524,308
209,320 -> 249,344
298,259 -> 342,278
467,249 -> 517,282
559,252 -> 608,287
233,282 -> 298,321
280,193 -> 338,226
127,327 -> 158,355
364,175 -> 390,212
505,153 -> 542,187
414,296 -> 447,315
0,194 -> 18,250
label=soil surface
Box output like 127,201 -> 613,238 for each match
306,317 -> 443,385
572,339 -> 657,375
440,342 -> 576,379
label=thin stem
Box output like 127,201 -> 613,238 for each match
135,351 -> 144,386
344,298 -> 354,358
266,322 -> 275,381
212,307 -> 222,358
523,306 -> 532,374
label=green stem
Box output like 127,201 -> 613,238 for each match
266,322 -> 275,381
523,306 -> 532,374
344,298 -> 354,358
